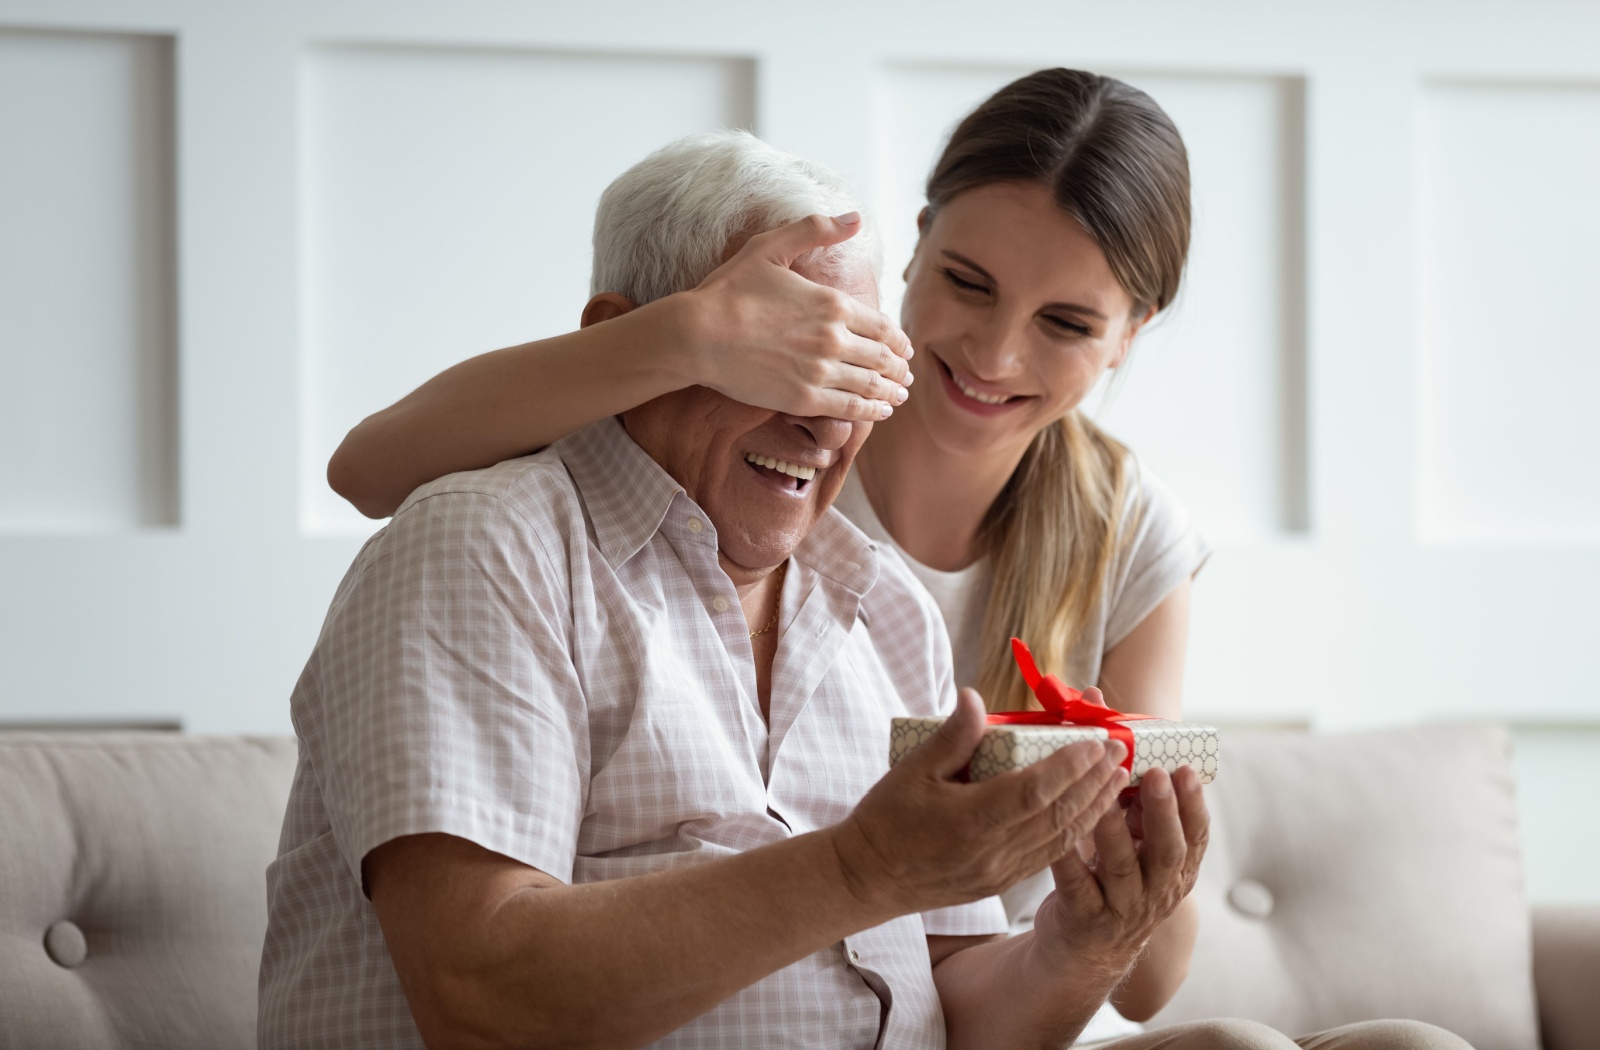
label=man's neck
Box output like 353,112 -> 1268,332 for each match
719,555 -> 786,633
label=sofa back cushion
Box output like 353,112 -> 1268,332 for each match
1150,723 -> 1540,1050
0,733 -> 297,1050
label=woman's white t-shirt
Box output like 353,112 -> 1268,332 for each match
831,460 -> 1211,1044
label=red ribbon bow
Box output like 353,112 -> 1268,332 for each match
988,638 -> 1155,774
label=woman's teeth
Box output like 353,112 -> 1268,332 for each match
745,454 -> 817,481
952,374 -> 1011,405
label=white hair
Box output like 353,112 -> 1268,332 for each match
591,130 -> 880,304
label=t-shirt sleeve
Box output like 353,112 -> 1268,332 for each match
1102,461 -> 1212,651
296,490 -> 589,889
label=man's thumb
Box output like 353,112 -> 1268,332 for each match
908,687 -> 988,781
756,212 -> 862,266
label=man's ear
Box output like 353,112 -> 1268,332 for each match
581,292 -> 637,329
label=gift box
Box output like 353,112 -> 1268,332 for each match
890,639 -> 1219,786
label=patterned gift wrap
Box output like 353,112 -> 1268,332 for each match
888,716 -> 1220,786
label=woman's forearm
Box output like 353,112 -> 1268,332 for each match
328,295 -> 695,518
1112,894 -> 1198,1021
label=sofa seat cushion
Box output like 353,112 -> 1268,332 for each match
1150,724 -> 1540,1050
0,733 -> 297,1050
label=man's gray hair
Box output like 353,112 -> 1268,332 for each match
591,130 -> 880,305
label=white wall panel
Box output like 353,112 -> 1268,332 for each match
0,28 -> 176,531
871,66 -> 1307,541
300,45 -> 755,533
1417,81 -> 1600,543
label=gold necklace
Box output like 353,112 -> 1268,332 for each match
748,562 -> 788,639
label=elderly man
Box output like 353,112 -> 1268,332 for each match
258,131 -> 1198,1050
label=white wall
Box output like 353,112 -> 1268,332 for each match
0,0 -> 1595,902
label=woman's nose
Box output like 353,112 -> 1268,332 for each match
962,313 -> 1027,381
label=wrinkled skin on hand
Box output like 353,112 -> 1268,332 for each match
1035,759 -> 1210,976
830,688 -> 1129,917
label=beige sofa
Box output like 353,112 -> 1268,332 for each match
0,726 -> 1594,1049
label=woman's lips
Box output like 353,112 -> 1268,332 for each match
936,357 -> 1030,417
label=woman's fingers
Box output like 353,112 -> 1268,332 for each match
838,333 -> 913,390
834,361 -> 908,410
836,293 -> 914,361
748,212 -> 864,267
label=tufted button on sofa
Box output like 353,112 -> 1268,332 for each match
0,726 -> 1595,1048
0,734 -> 296,1049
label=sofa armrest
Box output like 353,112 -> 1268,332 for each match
1532,904 -> 1600,1050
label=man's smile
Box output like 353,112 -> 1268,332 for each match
743,452 -> 819,494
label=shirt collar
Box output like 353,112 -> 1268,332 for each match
556,417 -> 686,567
795,505 -> 880,600
557,417 -> 882,598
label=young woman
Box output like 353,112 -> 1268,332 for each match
328,70 -> 1465,1050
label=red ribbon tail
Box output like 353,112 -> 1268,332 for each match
1010,637 -> 1043,690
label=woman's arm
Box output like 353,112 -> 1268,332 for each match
1096,578 -> 1201,1021
329,213 -> 914,519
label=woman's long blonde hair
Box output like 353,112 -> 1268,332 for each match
923,70 -> 1192,712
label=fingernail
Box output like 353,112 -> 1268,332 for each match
895,385 -> 908,403
878,402 -> 893,419
903,370 -> 915,386
834,211 -> 861,225
1106,740 -> 1127,765
904,345 -> 915,359
1148,769 -> 1173,798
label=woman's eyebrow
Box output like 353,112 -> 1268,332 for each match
940,250 -> 1108,320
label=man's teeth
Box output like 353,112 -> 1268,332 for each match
744,454 -> 817,481
953,374 -> 1011,405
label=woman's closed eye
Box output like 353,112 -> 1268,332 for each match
1043,314 -> 1092,337
942,268 -> 990,295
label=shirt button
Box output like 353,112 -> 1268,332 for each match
848,947 -> 861,963
687,518 -> 703,533
712,597 -> 730,612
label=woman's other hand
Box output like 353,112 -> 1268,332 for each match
677,213 -> 915,422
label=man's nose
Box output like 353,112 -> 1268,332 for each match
781,415 -> 855,451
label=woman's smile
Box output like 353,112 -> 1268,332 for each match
893,181 -> 1141,464
934,353 -> 1034,416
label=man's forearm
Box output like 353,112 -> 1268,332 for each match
932,930 -> 1134,1050
1111,895 -> 1198,1021
374,830 -> 899,1050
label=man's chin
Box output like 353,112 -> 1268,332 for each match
716,519 -> 812,578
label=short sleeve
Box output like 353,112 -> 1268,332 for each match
920,897 -> 1010,937
1102,462 -> 1212,650
294,490 -> 589,888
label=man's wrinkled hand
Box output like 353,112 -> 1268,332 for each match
829,688 -> 1128,917
1035,759 -> 1210,974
